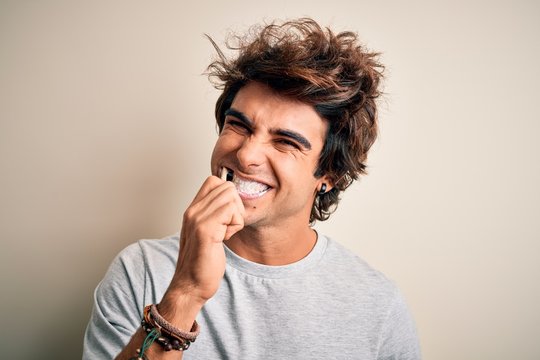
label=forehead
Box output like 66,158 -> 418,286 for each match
229,82 -> 328,143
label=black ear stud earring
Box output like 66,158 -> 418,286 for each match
318,183 -> 327,195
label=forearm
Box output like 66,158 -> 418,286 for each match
115,327 -> 182,360
115,291 -> 204,360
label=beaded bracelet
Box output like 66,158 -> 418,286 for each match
140,304 -> 200,352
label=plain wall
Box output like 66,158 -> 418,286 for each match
1,0 -> 539,359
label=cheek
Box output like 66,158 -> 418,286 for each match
211,135 -> 244,172
218,132 -> 242,150
272,155 -> 318,185
212,135 -> 235,157
210,137 -> 227,168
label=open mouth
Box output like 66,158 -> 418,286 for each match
221,167 -> 271,199
233,177 -> 271,199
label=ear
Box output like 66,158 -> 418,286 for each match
317,175 -> 334,194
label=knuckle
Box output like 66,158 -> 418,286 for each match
184,208 -> 195,221
184,205 -> 202,223
206,175 -> 221,186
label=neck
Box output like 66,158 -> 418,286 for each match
225,224 -> 317,266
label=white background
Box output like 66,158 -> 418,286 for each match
1,0 -> 539,359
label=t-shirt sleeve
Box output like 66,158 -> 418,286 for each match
377,287 -> 422,360
82,243 -> 146,359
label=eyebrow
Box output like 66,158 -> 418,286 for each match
273,129 -> 312,150
224,108 -> 252,128
224,108 -> 312,150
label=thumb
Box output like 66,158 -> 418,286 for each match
223,211 -> 244,240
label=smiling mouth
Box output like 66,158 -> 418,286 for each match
232,174 -> 271,199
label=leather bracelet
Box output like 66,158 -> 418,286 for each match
150,304 -> 200,341
141,304 -> 199,351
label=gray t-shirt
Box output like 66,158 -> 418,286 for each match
83,233 -> 421,359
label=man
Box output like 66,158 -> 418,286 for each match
83,18 -> 421,359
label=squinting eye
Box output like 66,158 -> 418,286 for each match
276,139 -> 300,149
225,119 -> 250,132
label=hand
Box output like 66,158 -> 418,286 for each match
167,175 -> 245,304
118,177 -> 243,359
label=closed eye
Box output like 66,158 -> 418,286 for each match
223,109 -> 253,134
275,138 -> 301,150
225,119 -> 251,133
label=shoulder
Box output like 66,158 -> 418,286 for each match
318,235 -> 412,327
83,234 -> 180,359
108,233 -> 179,279
93,233 -> 180,330
134,233 -> 180,269
321,235 -> 397,297
95,233 -> 179,311
116,233 -> 179,264
319,235 -> 421,359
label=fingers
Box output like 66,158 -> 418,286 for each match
224,220 -> 244,240
173,173 -> 244,303
190,183 -> 243,221
201,201 -> 244,243
183,175 -> 245,244
208,182 -> 245,219
190,175 -> 228,206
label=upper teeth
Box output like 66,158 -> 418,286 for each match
233,176 -> 270,195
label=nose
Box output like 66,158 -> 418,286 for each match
235,136 -> 267,169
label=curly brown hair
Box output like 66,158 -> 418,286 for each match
206,18 -> 384,223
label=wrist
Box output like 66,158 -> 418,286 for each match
158,288 -> 205,330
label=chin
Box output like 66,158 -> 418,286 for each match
240,210 -> 269,229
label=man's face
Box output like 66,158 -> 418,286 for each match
211,81 -> 330,229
